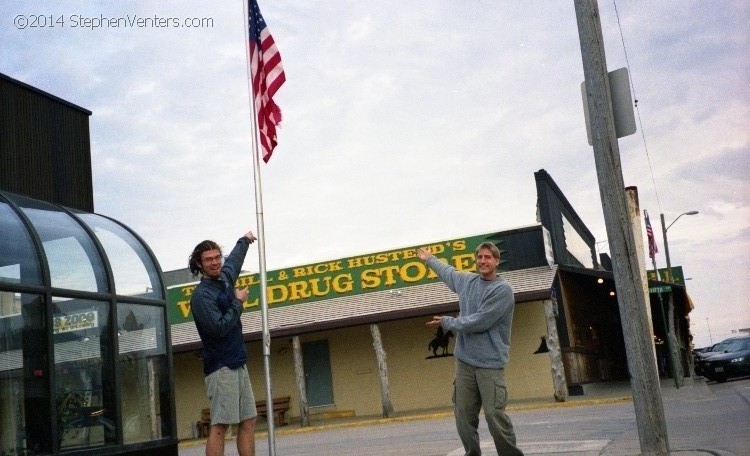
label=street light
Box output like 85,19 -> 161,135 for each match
660,210 -> 699,283
658,210 -> 698,389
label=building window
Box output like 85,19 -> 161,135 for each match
53,298 -> 115,450
76,213 -> 163,299
15,195 -> 108,293
0,201 -> 42,285
0,293 -> 50,455
118,303 -> 171,443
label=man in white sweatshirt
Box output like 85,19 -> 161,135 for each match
417,242 -> 523,456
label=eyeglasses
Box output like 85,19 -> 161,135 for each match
201,253 -> 223,264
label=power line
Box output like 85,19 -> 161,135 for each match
612,0 -> 662,214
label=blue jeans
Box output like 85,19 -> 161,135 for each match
453,359 -> 523,455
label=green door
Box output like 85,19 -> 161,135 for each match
302,340 -> 334,407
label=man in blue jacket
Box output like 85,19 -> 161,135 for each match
417,242 -> 523,456
188,231 -> 257,456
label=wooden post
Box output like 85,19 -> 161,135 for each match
575,1 -> 669,454
292,336 -> 309,426
666,293 -> 685,386
369,324 -> 394,418
625,188 -> 656,331
148,358 -> 159,438
544,299 -> 568,402
625,188 -> 661,371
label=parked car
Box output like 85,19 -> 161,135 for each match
699,335 -> 750,383
694,339 -> 733,376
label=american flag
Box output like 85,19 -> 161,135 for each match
644,210 -> 658,260
248,0 -> 286,162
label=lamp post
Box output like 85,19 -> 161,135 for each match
657,210 -> 698,388
660,211 -> 699,283
705,318 -> 713,345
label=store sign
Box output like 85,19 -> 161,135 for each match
167,233 -> 507,324
647,266 -> 684,284
649,285 -> 671,294
53,310 -> 98,334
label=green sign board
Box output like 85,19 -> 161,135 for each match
167,233 -> 505,324
648,285 -> 671,294
646,266 -> 684,284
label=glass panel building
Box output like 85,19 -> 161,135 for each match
0,191 -> 177,455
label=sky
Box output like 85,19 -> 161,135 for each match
2,1 -> 747,349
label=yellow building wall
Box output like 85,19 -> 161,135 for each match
172,300 -> 555,440
379,317 -> 456,411
173,351 -> 209,439
505,300 -> 556,400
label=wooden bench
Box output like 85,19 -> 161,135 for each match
255,396 -> 291,427
196,408 -> 211,438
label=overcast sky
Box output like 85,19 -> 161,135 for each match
2,1 -> 747,348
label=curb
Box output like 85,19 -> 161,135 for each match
178,395 -> 633,447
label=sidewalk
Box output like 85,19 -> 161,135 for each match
178,377 -> 739,455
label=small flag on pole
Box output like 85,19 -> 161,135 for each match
645,210 -> 658,260
248,0 -> 286,162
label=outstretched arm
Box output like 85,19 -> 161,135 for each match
223,229 -> 257,284
416,247 -> 463,293
416,247 -> 432,261
426,316 -> 443,328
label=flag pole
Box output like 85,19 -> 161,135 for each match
242,1 -> 276,453
250,125 -> 277,454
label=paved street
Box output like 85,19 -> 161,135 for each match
179,377 -> 750,455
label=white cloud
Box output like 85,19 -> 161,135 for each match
1,0 -> 747,347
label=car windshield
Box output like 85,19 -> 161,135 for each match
709,341 -> 730,352
722,338 -> 750,353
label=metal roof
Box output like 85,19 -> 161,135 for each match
172,265 -> 558,352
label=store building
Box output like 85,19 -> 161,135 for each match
0,73 -> 178,455
167,170 -> 695,440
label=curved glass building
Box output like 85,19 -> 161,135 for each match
0,190 -> 176,455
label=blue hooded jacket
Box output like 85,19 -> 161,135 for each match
191,237 -> 250,375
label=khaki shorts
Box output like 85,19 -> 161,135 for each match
205,365 -> 257,424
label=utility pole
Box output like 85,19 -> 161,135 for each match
574,1 -> 669,455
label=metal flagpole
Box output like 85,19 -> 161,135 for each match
242,1 -> 276,454
252,138 -> 277,455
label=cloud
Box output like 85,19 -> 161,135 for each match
2,0 -> 747,347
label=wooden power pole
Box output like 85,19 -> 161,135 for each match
573,1 -> 669,454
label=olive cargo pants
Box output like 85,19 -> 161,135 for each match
453,359 -> 523,456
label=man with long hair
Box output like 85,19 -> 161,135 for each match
188,231 -> 257,456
